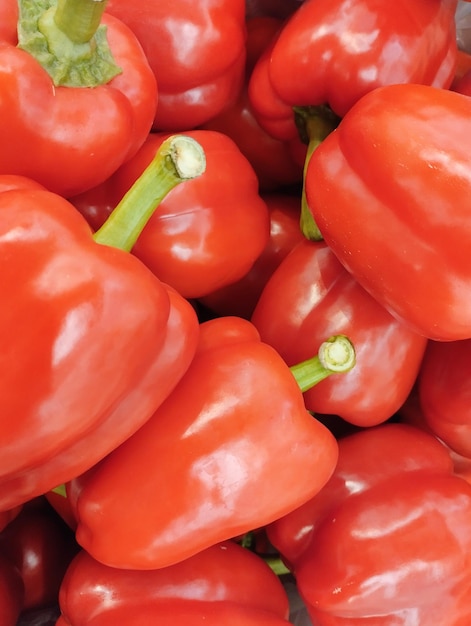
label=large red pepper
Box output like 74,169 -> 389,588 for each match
305,83 -> 471,341
251,239 -> 427,427
248,0 -> 458,142
267,423 -> 471,625
417,338 -> 471,459
70,130 -> 270,300
65,316 -> 355,569
0,0 -> 157,196
58,540 -> 289,625
104,0 -> 247,131
0,135 -> 205,511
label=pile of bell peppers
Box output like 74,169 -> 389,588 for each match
2,0 -> 471,625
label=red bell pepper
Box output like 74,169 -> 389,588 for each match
251,239 -> 427,427
0,135 -> 205,511
248,0 -> 458,142
70,130 -> 270,299
417,338 -> 471,459
267,423 -> 471,625
0,497 -> 78,614
65,317 -> 355,569
59,540 -> 289,625
0,550 -> 23,626
104,0 -> 247,131
0,0 -> 157,197
306,83 -> 471,341
198,193 -> 305,319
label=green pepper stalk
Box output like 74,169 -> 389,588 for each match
93,135 -> 206,251
290,334 -> 356,393
294,106 -> 340,242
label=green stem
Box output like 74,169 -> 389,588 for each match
290,335 -> 355,393
93,135 -> 206,251
51,484 -> 67,497
17,0 -> 122,86
54,0 -> 107,44
294,106 -> 340,241
264,555 -> 292,577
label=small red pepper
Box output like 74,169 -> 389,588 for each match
58,540 -> 290,625
0,0 -> 157,196
105,0 -> 247,131
70,130 -> 271,300
251,239 -> 427,427
65,317 -> 355,569
305,83 -> 471,341
267,423 -> 471,625
0,135 -> 205,511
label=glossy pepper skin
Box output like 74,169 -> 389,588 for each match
105,0 -> 246,131
67,316 -> 339,570
248,0 -> 458,141
267,423 -> 471,625
306,83 -> 471,341
0,0 -> 157,197
0,280 -> 199,512
70,131 -> 270,299
251,240 -> 427,427
58,540 -> 289,625
0,181 -> 200,511
417,339 -> 471,458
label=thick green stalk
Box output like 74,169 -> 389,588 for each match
53,0 -> 106,43
290,335 -> 356,393
294,106 -> 340,241
93,135 -> 206,251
